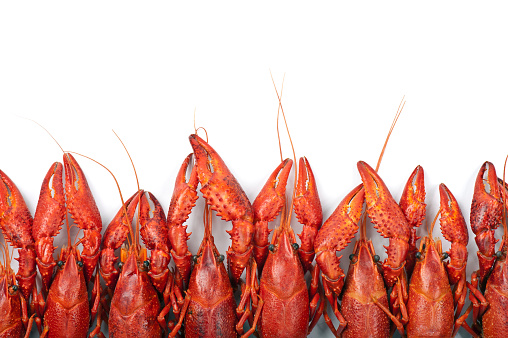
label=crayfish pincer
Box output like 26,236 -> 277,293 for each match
188,133 -> 254,284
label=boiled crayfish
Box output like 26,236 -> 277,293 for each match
0,170 -> 36,338
250,156 -> 324,337
0,170 -> 37,306
403,183 -> 470,337
168,134 -> 259,337
466,161 -> 508,337
32,153 -> 102,337
99,187 -> 173,338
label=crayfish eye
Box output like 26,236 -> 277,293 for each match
217,255 -> 224,263
373,255 -> 380,262
496,251 -> 503,259
118,262 -> 124,271
57,261 -> 64,268
441,252 -> 449,260
143,260 -> 150,269
422,243 -> 426,251
291,243 -> 299,250
8,285 -> 18,295
77,261 -> 84,267
415,252 -> 422,259
349,254 -> 355,261
192,255 -> 198,263
268,244 -> 275,252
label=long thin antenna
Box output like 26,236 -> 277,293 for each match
428,208 -> 440,243
270,72 -> 297,193
113,130 -> 140,191
360,96 -> 406,240
112,131 -> 142,249
204,204 -> 213,240
25,118 -> 65,153
270,70 -> 286,163
270,72 -> 299,229
195,127 -> 209,143
375,96 -> 405,172
193,107 -> 197,134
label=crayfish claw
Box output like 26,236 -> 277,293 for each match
439,184 -> 469,246
0,170 -> 37,301
315,184 -> 364,294
251,159 -> 292,271
471,162 -> 503,283
357,161 -> 410,241
63,153 -> 102,233
399,165 -> 426,229
357,161 -> 410,286
139,192 -> 171,293
294,157 -> 322,229
399,165 -> 426,278
252,158 -> 292,223
294,157 -> 323,271
167,154 -> 199,286
189,134 -> 254,282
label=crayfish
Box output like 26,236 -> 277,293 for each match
0,170 -> 36,338
465,161 -> 508,337
403,183 -> 470,337
168,134 -> 259,337
97,134 -> 176,338
251,156 -> 324,338
32,153 -> 102,337
314,104 -> 412,337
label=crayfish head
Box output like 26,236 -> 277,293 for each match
269,226 -> 299,261
196,239 -> 223,269
190,237 -> 230,300
344,239 -> 384,293
0,269 -> 18,299
349,239 -> 379,268
414,237 -> 445,271
119,246 -> 148,277
55,248 -> 84,280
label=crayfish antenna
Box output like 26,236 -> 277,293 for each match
193,108 -> 210,143
428,209 -> 440,244
375,96 -> 405,172
269,70 -> 286,163
270,73 -> 323,273
25,118 -> 65,154
113,130 -> 141,250
270,70 -> 296,196
270,71 -> 298,233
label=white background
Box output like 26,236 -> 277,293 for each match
2,2 -> 508,337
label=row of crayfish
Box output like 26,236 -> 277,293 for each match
1,132 -> 508,337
